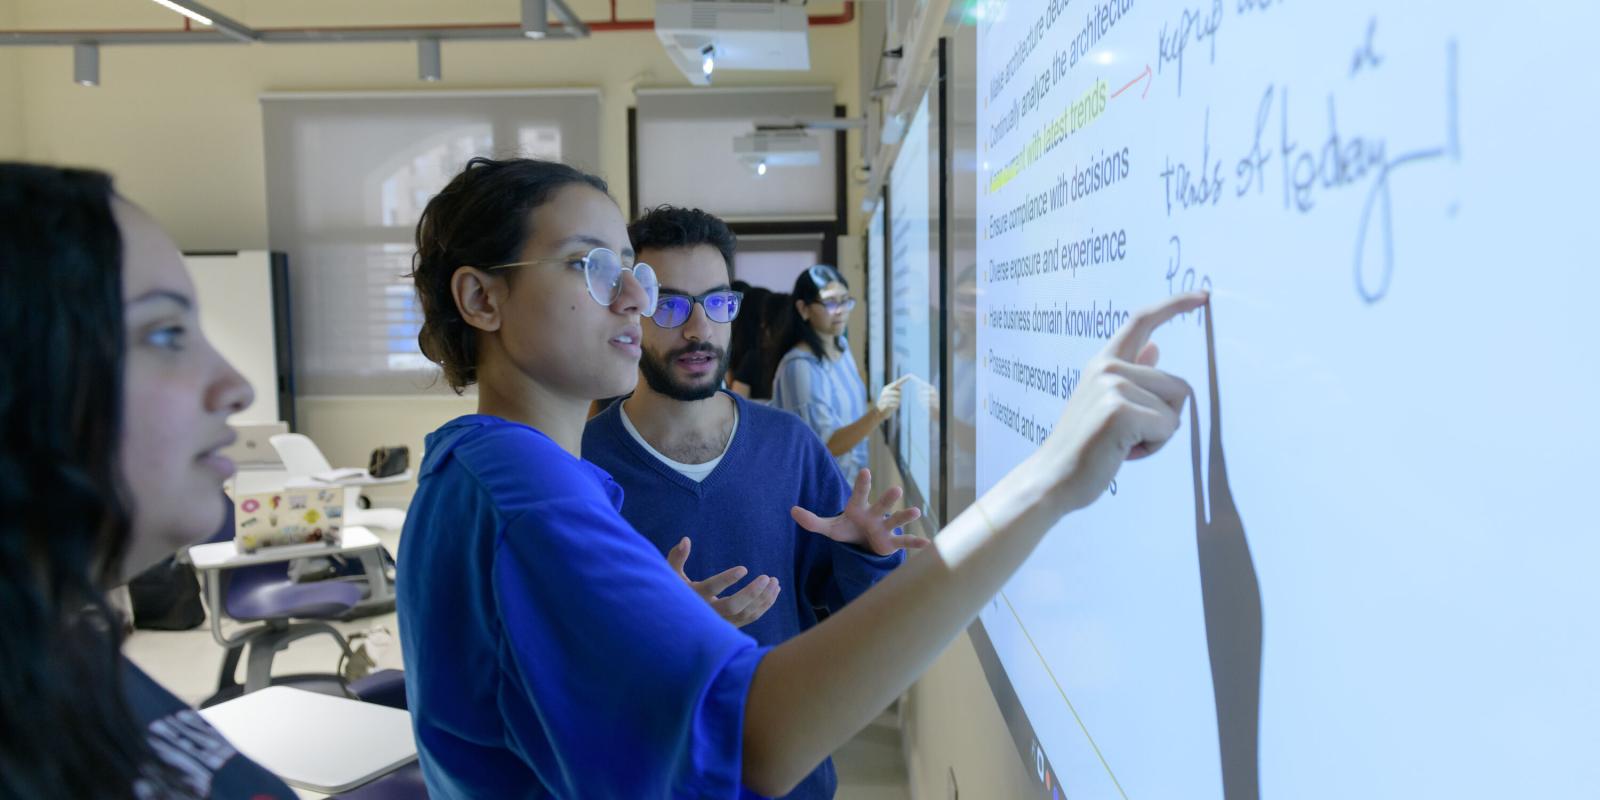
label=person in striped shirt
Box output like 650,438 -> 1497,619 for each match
769,265 -> 906,479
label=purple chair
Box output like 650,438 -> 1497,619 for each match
347,668 -> 408,710
330,670 -> 428,799
203,496 -> 364,706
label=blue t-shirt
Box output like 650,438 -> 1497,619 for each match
769,347 -> 870,480
583,394 -> 904,800
397,415 -> 771,799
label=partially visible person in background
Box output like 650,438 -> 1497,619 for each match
0,163 -> 293,799
770,265 -> 906,479
728,284 -> 772,399
745,291 -> 793,399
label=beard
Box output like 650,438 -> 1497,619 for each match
638,340 -> 730,402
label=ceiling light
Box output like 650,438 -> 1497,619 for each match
149,0 -> 212,26
73,43 -> 99,87
418,38 -> 441,81
146,0 -> 259,42
757,161 -> 767,176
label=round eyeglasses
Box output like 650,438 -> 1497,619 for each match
486,247 -> 659,315
650,290 -> 744,329
816,297 -> 857,315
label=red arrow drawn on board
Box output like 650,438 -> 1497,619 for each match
1111,63 -> 1152,100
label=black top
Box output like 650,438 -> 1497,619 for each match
733,349 -> 771,400
123,658 -> 297,799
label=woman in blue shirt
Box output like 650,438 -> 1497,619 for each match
769,265 -> 906,479
398,156 -> 1205,798
0,164 -> 296,799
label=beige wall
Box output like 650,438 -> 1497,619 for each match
296,394 -> 476,509
0,53 -> 20,159
865,438 -> 1034,799
1,0 -> 865,488
0,3 -> 19,158
903,631 -> 1037,799
4,0 -> 864,250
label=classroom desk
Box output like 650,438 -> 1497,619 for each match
200,685 -> 417,794
191,527 -> 390,694
190,525 -> 394,620
189,525 -> 383,571
285,472 -> 413,490
285,473 -> 412,560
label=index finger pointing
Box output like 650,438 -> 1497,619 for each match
1109,292 -> 1208,362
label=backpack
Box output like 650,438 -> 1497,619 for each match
128,556 -> 206,631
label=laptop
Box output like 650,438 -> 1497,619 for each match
222,421 -> 290,470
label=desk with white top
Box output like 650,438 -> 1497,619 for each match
190,524 -> 393,615
189,525 -> 384,572
200,685 -> 417,794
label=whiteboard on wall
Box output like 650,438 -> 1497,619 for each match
185,251 -> 281,425
867,198 -> 887,398
888,90 -> 938,514
973,3 -> 1600,799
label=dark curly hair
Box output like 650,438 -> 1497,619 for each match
728,285 -> 771,377
626,205 -> 737,280
410,157 -> 611,392
0,163 -> 187,798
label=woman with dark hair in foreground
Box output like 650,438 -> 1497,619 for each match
0,163 -> 292,799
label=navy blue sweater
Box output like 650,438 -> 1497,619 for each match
583,392 -> 903,800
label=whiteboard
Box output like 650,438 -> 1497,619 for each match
889,91 -> 939,511
868,198 -> 888,397
973,2 -> 1600,798
185,251 -> 281,425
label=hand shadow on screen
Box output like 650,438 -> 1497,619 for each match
1190,303 -> 1263,800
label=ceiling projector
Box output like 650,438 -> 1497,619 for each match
656,0 -> 811,86
734,129 -> 823,175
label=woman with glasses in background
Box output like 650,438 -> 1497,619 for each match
770,265 -> 908,480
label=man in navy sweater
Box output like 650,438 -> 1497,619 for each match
583,205 -> 925,800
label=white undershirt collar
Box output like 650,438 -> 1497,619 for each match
618,400 -> 739,483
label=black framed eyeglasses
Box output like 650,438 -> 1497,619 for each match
650,290 -> 744,329
486,247 -> 659,315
